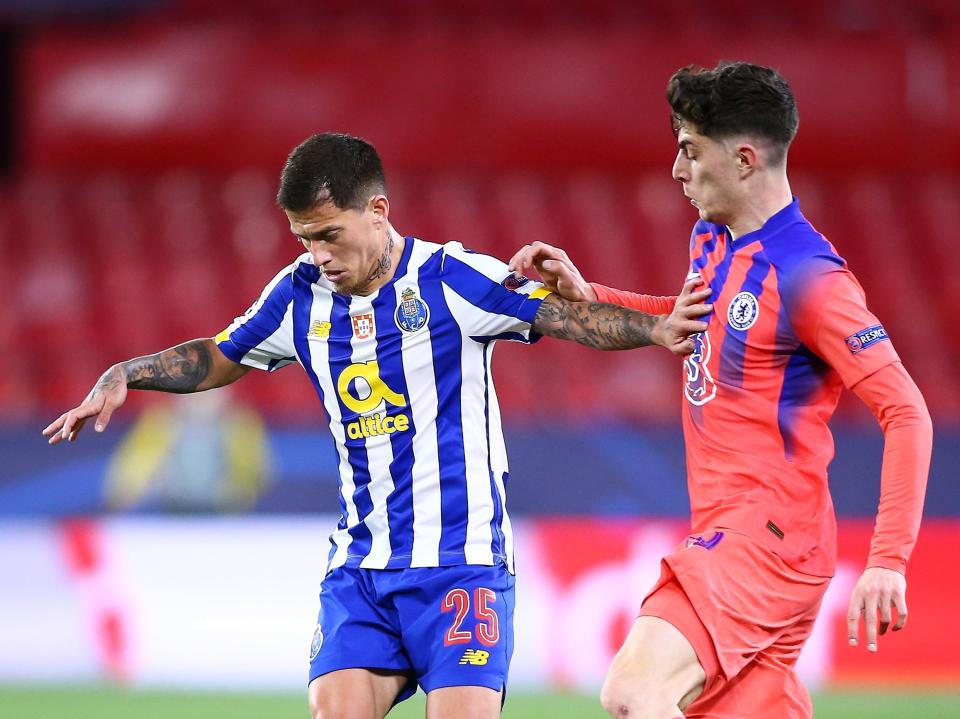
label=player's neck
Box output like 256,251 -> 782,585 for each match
363,226 -> 406,295
727,176 -> 792,241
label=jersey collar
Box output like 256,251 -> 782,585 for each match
729,196 -> 803,248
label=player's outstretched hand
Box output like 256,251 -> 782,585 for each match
846,567 -> 908,653
654,277 -> 712,356
42,365 -> 128,445
507,241 -> 596,302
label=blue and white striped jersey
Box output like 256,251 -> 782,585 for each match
216,238 -> 550,574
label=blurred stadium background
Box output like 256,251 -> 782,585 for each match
1,0 -> 959,717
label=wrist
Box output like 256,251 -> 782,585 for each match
650,315 -> 667,347
114,362 -> 132,387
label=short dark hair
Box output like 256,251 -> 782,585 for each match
277,132 -> 386,212
666,62 -> 799,165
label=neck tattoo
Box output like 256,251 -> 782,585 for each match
367,233 -> 394,283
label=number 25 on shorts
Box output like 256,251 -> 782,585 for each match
442,588 -> 500,647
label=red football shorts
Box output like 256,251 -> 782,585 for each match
639,529 -> 830,719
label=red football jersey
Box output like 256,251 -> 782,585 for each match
601,199 -> 904,577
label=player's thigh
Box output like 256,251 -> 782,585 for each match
308,667 -> 409,719
425,685 -> 503,719
603,615 -> 707,710
687,655 -> 812,719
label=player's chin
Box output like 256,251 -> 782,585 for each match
333,278 -> 361,295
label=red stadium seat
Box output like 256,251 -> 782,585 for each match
6,168 -> 954,419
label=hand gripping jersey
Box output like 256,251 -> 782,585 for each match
216,238 -> 549,574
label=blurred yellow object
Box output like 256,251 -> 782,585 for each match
104,392 -> 271,512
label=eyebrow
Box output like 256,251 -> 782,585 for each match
679,139 -> 694,151
297,225 -> 341,241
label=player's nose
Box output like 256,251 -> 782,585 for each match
311,248 -> 334,266
672,157 -> 688,182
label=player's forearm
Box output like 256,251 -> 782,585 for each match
852,362 -> 933,573
533,294 -> 663,350
119,338 -> 245,394
591,283 -> 678,315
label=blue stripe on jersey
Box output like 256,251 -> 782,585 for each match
289,266 -> 352,554
371,283 -> 416,568
777,345 -> 828,459
773,247 -> 846,319
764,226 -> 846,459
267,355 -> 295,371
419,251 -> 470,564
330,293 -> 375,562
717,250 -> 772,388
440,254 -> 542,325
759,208 -> 842,460
690,223 -> 720,277
470,331 -> 534,343
685,229 -> 731,430
705,235 -> 735,323
218,273 -> 293,364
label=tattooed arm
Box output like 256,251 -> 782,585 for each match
533,282 -> 711,355
43,339 -> 249,445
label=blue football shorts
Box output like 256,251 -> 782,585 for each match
308,563 -> 516,703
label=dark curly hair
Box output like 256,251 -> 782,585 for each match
667,62 -> 799,165
277,132 -> 386,212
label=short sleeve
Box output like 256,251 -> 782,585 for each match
785,265 -> 900,388
439,242 -> 551,343
215,263 -> 298,371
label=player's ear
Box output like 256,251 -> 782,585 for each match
735,143 -> 759,178
370,195 -> 389,226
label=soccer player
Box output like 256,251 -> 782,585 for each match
43,133 -> 710,719
509,63 -> 932,718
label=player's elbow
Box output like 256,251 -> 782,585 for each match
884,395 -> 933,440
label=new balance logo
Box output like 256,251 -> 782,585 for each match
459,649 -> 490,666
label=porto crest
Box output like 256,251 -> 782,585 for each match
395,288 -> 429,333
309,624 -> 324,660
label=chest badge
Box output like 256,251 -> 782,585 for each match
395,288 -> 430,333
727,291 -> 760,331
351,312 -> 376,340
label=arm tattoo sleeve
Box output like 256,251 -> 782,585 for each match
532,295 -> 660,350
121,340 -> 214,393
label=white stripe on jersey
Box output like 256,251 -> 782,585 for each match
442,283 -> 496,566
353,289 -> 397,570
485,343 -> 515,571
304,286 -> 357,570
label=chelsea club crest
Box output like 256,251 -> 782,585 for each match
395,288 -> 430,333
727,291 -> 760,331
